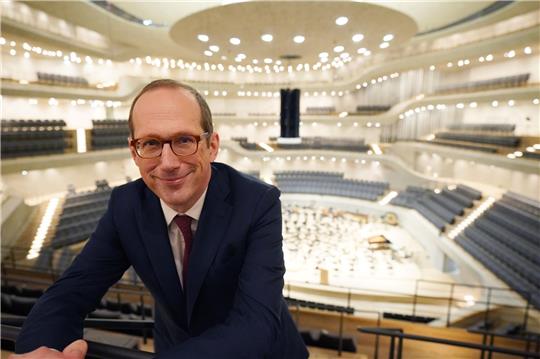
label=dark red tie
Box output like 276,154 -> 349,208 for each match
173,215 -> 193,287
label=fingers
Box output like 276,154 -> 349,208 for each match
63,339 -> 88,359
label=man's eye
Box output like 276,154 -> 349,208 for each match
142,139 -> 161,147
175,136 -> 195,145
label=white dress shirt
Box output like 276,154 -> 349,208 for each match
160,189 -> 207,288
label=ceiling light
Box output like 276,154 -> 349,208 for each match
198,34 -> 209,42
142,19 -> 152,26
533,98 -> 539,105
229,37 -> 241,45
524,46 -> 532,54
356,47 -> 366,54
508,99 -> 515,106
469,102 -> 477,108
335,16 -> 348,26
364,50 -> 371,56
293,35 -> 305,44
319,52 -> 328,58
264,58 -> 272,64
352,33 -> 364,42
383,34 -> 394,42
204,50 -> 213,56
209,45 -> 219,52
333,45 -> 344,53
491,100 -> 499,107
486,54 -> 493,61
261,34 -> 273,42
379,42 -> 389,49
429,65 -> 435,71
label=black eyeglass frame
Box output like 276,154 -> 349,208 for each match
130,132 -> 210,159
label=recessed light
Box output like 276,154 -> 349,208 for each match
335,16 -> 348,26
333,45 -> 344,53
352,33 -> 364,42
142,19 -> 152,26
319,52 -> 328,58
198,34 -> 209,42
204,50 -> 213,56
293,35 -> 305,44
379,42 -> 389,49
229,37 -> 241,45
209,45 -> 219,52
491,100 -> 499,107
261,34 -> 273,42
364,50 -> 371,57
524,46 -> 532,54
356,47 -> 366,54
383,34 -> 394,41
237,53 -> 246,59
264,58 -> 272,64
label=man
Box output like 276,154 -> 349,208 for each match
14,79 -> 308,358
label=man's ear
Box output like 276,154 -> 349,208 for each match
209,132 -> 220,161
128,138 -> 138,162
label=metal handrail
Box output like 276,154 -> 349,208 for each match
2,325 -> 154,359
358,327 -> 540,359
1,315 -> 154,331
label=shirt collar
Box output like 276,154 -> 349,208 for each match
160,188 -> 208,226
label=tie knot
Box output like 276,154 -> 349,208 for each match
174,215 -> 192,233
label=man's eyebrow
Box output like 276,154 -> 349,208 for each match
135,132 -> 199,139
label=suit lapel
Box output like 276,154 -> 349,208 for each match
136,186 -> 185,321
186,165 -> 232,325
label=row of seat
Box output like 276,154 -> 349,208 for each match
1,140 -> 67,158
37,72 -> 89,87
53,181 -> 113,247
435,73 -> 530,93
421,139 -> 498,153
435,132 -> 520,147
1,119 -> 66,128
278,137 -> 370,152
447,123 -> 516,133
355,105 -> 392,113
455,193 -> 540,309
275,173 -> 388,201
91,120 -> 130,150
305,106 -> 335,114
456,234 -> 539,309
391,185 -> 478,231
1,130 -> 66,141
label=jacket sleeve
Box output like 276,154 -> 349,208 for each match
15,189 -> 130,353
157,186 -> 286,359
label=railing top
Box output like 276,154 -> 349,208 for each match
1,325 -> 154,359
358,327 -> 540,358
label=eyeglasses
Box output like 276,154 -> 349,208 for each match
130,132 -> 210,159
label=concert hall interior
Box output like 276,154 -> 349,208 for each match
1,1 -> 539,358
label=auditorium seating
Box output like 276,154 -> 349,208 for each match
1,119 -> 69,158
355,105 -> 392,114
275,171 -> 388,201
390,185 -> 480,231
434,73 -> 530,93
36,72 -> 89,87
435,132 -> 520,147
91,119 -> 130,150
455,192 -> 540,309
305,106 -> 336,115
277,137 -> 371,152
447,124 -> 516,133
51,180 -> 113,248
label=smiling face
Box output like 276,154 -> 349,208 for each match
130,86 -> 219,213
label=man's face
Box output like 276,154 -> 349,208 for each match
130,87 -> 219,213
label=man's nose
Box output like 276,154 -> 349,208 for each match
160,143 -> 180,168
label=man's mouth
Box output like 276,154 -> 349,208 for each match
154,171 -> 192,184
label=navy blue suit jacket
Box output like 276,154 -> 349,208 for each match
16,162 -> 308,358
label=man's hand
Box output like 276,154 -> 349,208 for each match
9,339 -> 87,359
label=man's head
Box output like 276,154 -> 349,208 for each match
129,79 -> 220,213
